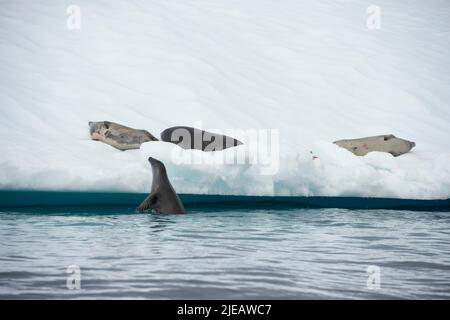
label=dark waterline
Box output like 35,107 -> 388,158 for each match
1,191 -> 449,211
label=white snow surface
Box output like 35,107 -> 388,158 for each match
1,0 -> 449,199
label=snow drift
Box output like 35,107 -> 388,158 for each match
0,0 -> 449,199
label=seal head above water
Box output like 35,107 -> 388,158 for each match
137,157 -> 186,214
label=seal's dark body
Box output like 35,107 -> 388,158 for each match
137,157 -> 186,214
160,126 -> 242,151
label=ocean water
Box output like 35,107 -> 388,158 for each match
1,206 -> 450,299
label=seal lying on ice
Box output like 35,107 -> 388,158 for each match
333,134 -> 416,157
137,157 -> 186,214
160,126 -> 243,151
89,121 -> 158,151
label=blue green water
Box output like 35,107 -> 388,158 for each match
1,191 -> 449,210
1,205 -> 450,299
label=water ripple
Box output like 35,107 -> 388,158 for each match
1,208 -> 450,299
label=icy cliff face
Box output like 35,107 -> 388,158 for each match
0,0 -> 449,199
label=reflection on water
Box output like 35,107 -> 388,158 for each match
1,207 -> 450,299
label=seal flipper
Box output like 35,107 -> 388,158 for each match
137,193 -> 158,213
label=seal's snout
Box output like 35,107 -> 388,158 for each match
148,157 -> 163,168
410,141 -> 416,149
88,121 -> 96,135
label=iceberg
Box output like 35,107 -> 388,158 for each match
0,0 -> 449,200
